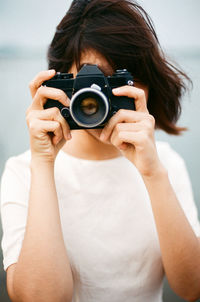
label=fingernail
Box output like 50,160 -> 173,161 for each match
112,88 -> 120,94
48,69 -> 55,74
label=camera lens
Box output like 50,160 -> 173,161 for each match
70,88 -> 109,128
80,98 -> 99,116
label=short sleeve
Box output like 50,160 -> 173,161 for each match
157,142 -> 200,237
0,151 -> 31,271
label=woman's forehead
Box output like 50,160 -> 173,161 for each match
79,49 -> 114,75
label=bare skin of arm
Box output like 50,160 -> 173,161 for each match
7,161 -> 74,302
143,170 -> 200,302
6,70 -> 73,302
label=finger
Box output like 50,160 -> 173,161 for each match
110,122 -> 144,134
30,119 -> 63,145
51,121 -> 64,145
26,107 -> 71,141
100,110 -> 149,141
29,70 -> 56,98
112,86 -> 148,113
110,130 -> 124,149
111,130 -> 144,149
31,86 -> 69,110
40,107 -> 71,140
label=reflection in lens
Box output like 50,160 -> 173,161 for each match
70,87 -> 109,128
80,98 -> 99,115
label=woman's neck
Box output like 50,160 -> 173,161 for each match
62,130 -> 121,160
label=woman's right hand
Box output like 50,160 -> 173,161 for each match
26,70 -> 71,163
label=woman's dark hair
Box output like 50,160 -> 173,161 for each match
48,0 -> 191,134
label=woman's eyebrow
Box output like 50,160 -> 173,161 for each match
79,63 -> 113,76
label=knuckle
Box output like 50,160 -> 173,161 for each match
58,90 -> 68,103
148,114 -> 155,125
37,85 -> 44,96
29,80 -> 34,90
47,107 -> 60,118
28,120 -> 36,131
54,121 -> 60,130
116,123 -> 122,133
145,115 -> 155,131
52,88 -> 65,101
110,136 -> 115,146
138,90 -> 145,98
118,109 -> 126,116
52,107 -> 61,117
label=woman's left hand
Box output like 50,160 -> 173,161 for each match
100,85 -> 165,177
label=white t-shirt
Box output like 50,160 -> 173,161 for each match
1,141 -> 200,302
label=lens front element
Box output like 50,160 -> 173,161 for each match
80,98 -> 99,116
70,88 -> 109,128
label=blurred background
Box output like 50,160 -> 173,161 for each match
0,0 -> 200,301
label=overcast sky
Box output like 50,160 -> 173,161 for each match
0,0 -> 200,50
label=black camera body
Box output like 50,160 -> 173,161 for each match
43,64 -> 135,129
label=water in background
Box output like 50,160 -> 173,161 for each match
0,51 -> 200,302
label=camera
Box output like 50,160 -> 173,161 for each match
43,64 -> 135,129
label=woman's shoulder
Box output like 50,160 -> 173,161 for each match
4,150 -> 31,172
156,141 -> 184,164
156,140 -> 191,188
1,150 -> 32,205
1,151 -> 32,187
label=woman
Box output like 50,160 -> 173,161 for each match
1,0 -> 200,301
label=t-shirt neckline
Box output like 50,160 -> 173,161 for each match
59,149 -> 124,165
